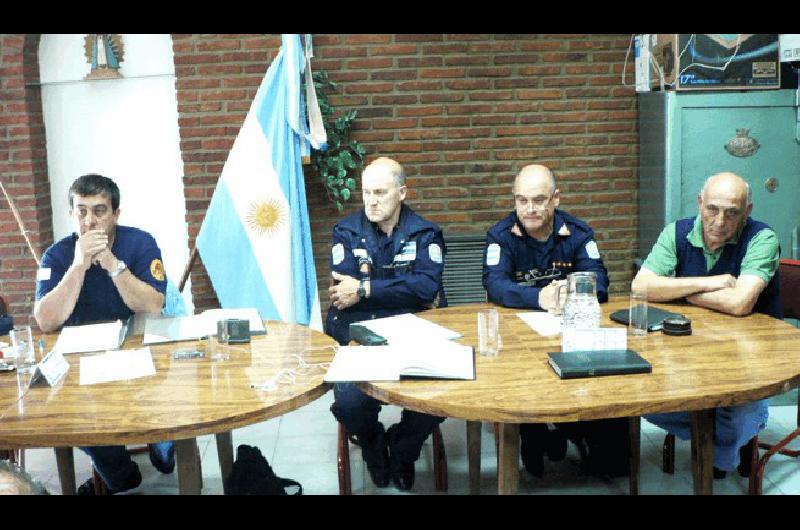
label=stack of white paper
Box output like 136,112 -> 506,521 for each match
143,308 -> 265,345
79,347 -> 156,385
53,321 -> 126,354
354,313 -> 462,345
324,340 -> 474,382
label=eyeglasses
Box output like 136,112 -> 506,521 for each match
514,193 -> 554,210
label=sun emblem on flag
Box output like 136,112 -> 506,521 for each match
246,197 -> 287,237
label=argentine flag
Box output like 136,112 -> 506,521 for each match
196,35 -> 325,330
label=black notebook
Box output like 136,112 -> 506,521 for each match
547,349 -> 652,379
609,307 -> 684,332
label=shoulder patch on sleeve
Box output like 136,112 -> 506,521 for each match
584,240 -> 600,260
332,243 -> 345,265
428,243 -> 442,264
486,243 -> 501,266
36,267 -> 51,281
150,259 -> 165,281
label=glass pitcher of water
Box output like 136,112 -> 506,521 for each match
555,271 -> 601,329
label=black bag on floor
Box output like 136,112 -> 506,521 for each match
224,444 -> 302,495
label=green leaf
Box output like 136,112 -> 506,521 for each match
345,178 -> 356,191
330,188 -> 339,198
337,168 -> 347,179
336,201 -> 344,213
341,188 -> 351,201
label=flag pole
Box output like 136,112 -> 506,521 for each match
178,247 -> 198,294
0,178 -> 41,266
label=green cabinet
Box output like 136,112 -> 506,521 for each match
638,89 -> 800,261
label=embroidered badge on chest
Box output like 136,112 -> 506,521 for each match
394,241 -> 417,262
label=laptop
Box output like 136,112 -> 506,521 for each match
609,306 -> 685,332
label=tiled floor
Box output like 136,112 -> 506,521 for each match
15,391 -> 800,495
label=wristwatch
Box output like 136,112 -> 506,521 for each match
357,279 -> 367,299
108,260 -> 127,278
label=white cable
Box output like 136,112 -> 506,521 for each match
621,34 -> 636,87
677,34 -> 742,78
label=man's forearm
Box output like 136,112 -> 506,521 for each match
112,271 -> 165,313
34,265 -> 86,332
632,274 -> 715,301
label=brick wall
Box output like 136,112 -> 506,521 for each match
0,34 -> 639,327
172,34 -> 639,317
0,34 -> 53,327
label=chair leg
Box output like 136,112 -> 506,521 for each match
753,427 -> 800,496
662,433 -> 675,474
493,422 -> 500,468
432,424 -> 447,491
629,417 -> 640,495
337,422 -> 352,495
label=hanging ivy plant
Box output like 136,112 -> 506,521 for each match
306,69 -> 366,212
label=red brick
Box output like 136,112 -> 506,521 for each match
372,45 -> 418,55
420,68 -> 467,79
345,35 -> 392,45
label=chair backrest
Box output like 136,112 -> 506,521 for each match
442,233 -> 487,306
779,258 -> 800,320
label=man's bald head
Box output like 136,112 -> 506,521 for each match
513,164 -> 556,195
697,172 -> 753,252
700,172 -> 751,207
363,157 -> 406,187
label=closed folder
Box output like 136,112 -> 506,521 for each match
609,307 -> 684,332
547,349 -> 652,379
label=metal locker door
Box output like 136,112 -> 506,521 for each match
680,105 -> 800,259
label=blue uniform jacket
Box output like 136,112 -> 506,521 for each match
36,225 -> 167,326
324,204 -> 447,345
482,210 -> 609,309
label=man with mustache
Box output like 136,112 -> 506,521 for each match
483,164 -> 626,478
34,173 -> 173,495
326,157 -> 447,491
633,171 -> 781,479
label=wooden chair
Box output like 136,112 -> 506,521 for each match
336,418 -> 447,494
750,258 -> 800,494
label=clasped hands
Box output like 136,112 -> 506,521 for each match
329,271 -> 362,310
74,230 -> 118,273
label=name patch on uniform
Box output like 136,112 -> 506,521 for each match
150,259 -> 165,281
394,241 -> 417,263
428,243 -> 442,264
585,240 -> 600,260
352,248 -> 368,260
332,243 -> 345,265
486,243 -> 501,266
36,268 -> 51,281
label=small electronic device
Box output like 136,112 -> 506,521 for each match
217,319 -> 251,344
173,349 -> 205,360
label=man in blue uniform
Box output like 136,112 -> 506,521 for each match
633,172 -> 781,478
34,174 -> 173,495
326,157 -> 446,490
483,164 -> 630,478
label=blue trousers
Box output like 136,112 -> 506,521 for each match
645,399 -> 768,471
80,441 -> 174,491
331,383 -> 445,464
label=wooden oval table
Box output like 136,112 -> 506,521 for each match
359,298 -> 800,495
0,320 -> 336,494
